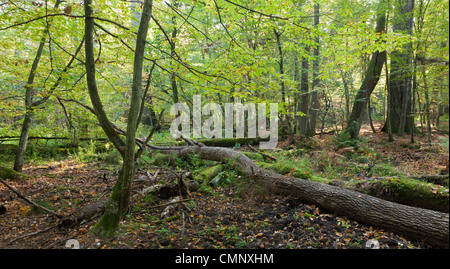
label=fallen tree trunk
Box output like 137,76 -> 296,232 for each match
0,177 -> 62,218
171,137 -> 269,147
0,167 -> 29,181
330,177 -> 449,213
413,174 -> 449,186
151,145 -> 449,248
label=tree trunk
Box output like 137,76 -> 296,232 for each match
170,0 -> 179,104
341,70 -> 352,123
423,68 -> 432,144
13,18 -> 50,173
152,144 -> 448,248
13,0 -> 66,173
274,28 -> 286,104
297,46 -> 310,136
385,0 -> 415,135
84,0 -> 154,237
308,3 -> 320,137
14,112 -> 33,173
344,5 -> 386,139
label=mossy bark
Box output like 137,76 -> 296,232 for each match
91,183 -> 123,237
173,137 -> 269,147
155,145 -> 449,248
0,166 -> 29,180
331,177 -> 449,213
195,165 -> 224,184
84,0 -> 154,237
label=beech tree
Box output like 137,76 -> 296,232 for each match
385,0 -> 415,136
343,1 -> 387,139
83,0 -> 153,236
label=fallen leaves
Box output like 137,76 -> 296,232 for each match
1,129 -> 446,249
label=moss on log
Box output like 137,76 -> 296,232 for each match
331,177 -> 449,213
154,145 -> 449,248
173,137 -> 269,147
195,165 -> 224,185
0,166 -> 29,180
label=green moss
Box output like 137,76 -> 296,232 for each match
343,177 -> 449,212
257,160 -> 313,180
147,153 -> 183,167
31,199 -> 56,214
0,166 -> 29,180
380,177 -> 449,210
242,152 -> 264,161
195,165 -> 224,184
91,198 -> 121,238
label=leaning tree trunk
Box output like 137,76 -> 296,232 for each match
153,145 -> 448,248
344,5 -> 386,139
13,0 -> 63,173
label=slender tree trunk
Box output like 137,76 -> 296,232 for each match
386,57 -> 394,142
14,35 -> 46,171
298,46 -> 310,136
411,55 -> 417,143
341,70 -> 351,123
368,98 -> 376,133
85,0 -> 153,237
344,5 -> 386,139
171,0 -> 179,104
274,29 -> 286,104
308,3 -> 320,137
13,0 -> 62,173
422,68 -> 432,144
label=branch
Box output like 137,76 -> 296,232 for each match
212,0 -> 242,49
32,38 -> 85,107
0,177 -> 63,218
223,0 -> 310,31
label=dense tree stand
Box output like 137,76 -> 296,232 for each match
151,144 -> 449,248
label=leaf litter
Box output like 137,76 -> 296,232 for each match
0,131 -> 447,249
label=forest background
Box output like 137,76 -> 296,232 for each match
0,0 -> 448,250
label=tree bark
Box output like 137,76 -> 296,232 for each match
344,5 -> 386,139
274,28 -> 286,104
308,3 -> 320,137
152,144 -> 449,248
297,46 -> 310,136
169,0 -> 179,104
385,0 -> 415,135
13,0 -> 57,172
84,1 -> 126,157
84,0 -> 154,237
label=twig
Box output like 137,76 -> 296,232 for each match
181,211 -> 186,238
0,178 -> 63,218
147,198 -> 194,209
10,225 -> 56,243
248,145 -> 277,162
176,131 -> 205,147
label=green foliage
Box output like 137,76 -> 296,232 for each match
332,132 -> 359,149
71,140 -> 121,165
257,157 -> 314,180
30,199 -> 56,214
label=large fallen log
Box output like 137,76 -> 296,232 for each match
62,105 -> 447,247
330,177 -> 449,213
150,144 -> 449,248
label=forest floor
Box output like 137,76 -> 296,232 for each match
0,123 -> 448,250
